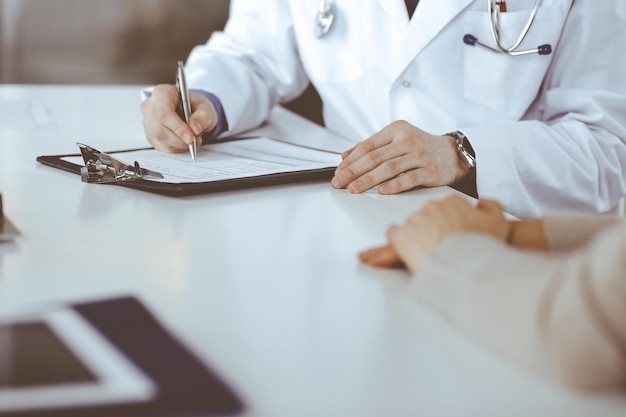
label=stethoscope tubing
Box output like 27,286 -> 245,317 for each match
463,34 -> 552,56
314,0 -> 553,56
314,0 -> 335,38
468,0 -> 552,56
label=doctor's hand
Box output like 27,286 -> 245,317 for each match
359,196 -> 511,272
141,84 -> 218,153
331,121 -> 469,194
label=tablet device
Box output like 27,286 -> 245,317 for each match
0,307 -> 155,413
0,296 -> 243,417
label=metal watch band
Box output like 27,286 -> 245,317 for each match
445,131 -> 476,169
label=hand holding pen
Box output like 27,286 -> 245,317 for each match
140,63 -> 219,156
176,61 -> 197,161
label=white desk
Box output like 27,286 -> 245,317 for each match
1,85 -> 624,417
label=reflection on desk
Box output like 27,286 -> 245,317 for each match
0,193 -> 19,242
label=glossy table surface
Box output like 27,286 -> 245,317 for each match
1,85 -> 624,417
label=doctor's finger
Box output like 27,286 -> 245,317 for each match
339,120 -> 423,166
332,142 -> 408,188
344,154 -> 420,193
144,123 -> 190,153
378,167 -> 439,195
341,146 -> 355,160
337,130 -> 393,168
187,93 -> 218,137
145,86 -> 195,145
156,109 -> 197,146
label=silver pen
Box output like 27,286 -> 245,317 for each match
176,60 -> 197,161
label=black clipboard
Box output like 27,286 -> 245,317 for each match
1,296 -> 244,417
36,138 -> 337,197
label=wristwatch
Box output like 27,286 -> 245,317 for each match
445,131 -> 476,169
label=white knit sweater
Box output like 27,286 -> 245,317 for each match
412,216 -> 625,389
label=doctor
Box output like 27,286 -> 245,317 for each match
141,0 -> 626,218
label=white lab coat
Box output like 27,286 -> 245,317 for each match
185,0 -> 626,218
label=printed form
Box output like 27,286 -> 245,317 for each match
63,137 -> 342,184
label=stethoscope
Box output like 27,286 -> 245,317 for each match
314,0 -> 552,56
314,0 -> 336,38
464,0 -> 552,55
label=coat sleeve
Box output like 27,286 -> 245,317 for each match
461,0 -> 626,217
412,221 -> 626,389
184,0 -> 309,137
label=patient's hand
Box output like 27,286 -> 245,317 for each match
359,195 -> 511,272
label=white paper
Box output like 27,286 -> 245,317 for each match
0,100 -> 55,129
63,137 -> 342,184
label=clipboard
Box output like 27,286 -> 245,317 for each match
36,136 -> 340,197
0,296 -> 244,417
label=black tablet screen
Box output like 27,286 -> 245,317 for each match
0,322 -> 96,388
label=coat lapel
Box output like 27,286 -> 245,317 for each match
373,0 -> 410,26
391,0 -> 475,80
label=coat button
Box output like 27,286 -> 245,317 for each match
401,80 -> 411,88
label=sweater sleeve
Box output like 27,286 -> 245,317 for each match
543,214 -> 620,252
411,222 -> 626,389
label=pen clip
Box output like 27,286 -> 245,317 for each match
175,65 -> 190,122
77,143 -> 164,184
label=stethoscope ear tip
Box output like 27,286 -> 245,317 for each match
463,34 -> 478,46
538,44 -> 552,55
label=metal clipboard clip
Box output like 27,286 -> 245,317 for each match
77,143 -> 164,184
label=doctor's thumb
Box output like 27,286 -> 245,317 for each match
188,110 -> 217,137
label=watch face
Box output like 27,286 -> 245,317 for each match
449,132 -> 475,169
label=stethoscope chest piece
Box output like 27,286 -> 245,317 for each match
314,0 -> 336,38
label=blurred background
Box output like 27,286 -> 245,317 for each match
0,0 -> 322,123
0,0 -> 229,85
